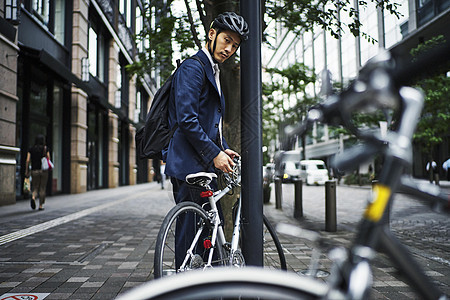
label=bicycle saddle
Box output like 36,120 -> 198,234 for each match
185,172 -> 217,185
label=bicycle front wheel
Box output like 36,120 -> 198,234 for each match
153,201 -> 224,278
117,267 -> 334,300
263,214 -> 287,270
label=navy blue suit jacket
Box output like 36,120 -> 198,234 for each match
163,50 -> 229,181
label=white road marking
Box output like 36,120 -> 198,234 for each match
0,191 -> 148,246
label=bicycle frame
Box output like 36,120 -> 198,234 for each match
180,172 -> 244,270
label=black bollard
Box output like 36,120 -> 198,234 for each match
275,177 -> 282,210
325,180 -> 337,232
293,178 -> 303,219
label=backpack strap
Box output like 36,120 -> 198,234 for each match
171,56 -> 206,135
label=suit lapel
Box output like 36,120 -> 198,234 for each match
195,51 -> 222,98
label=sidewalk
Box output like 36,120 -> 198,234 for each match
0,179 -> 448,299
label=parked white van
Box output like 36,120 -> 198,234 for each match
281,160 -> 300,182
299,160 -> 329,185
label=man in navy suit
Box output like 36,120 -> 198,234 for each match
162,12 -> 249,269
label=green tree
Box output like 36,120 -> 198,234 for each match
410,35 -> 450,160
264,63 -> 317,160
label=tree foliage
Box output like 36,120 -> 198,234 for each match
130,0 -> 401,83
410,35 -> 450,156
264,0 -> 402,45
127,1 -> 176,82
263,63 -> 317,160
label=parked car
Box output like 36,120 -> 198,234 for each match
299,160 -> 329,185
281,160 -> 301,183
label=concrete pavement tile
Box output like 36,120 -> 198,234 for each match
425,270 -> 444,277
68,292 -> 96,299
67,277 -> 89,283
45,293 -> 72,299
82,264 -> 102,270
22,268 -> 44,274
123,281 -> 142,288
81,281 -> 104,288
0,282 -> 21,288
118,261 -> 139,269
386,280 -> 409,287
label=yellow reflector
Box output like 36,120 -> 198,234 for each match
364,184 -> 391,222
283,174 -> 288,179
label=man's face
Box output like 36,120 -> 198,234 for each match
209,29 -> 241,63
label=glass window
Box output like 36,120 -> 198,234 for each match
119,0 -> 126,15
325,30 -> 340,83
52,83 -> 63,192
98,32 -> 105,82
54,0 -> 65,44
359,2 -> 379,66
314,31 -> 325,74
29,67 -> 48,115
418,0 -> 431,7
136,6 -> 144,52
119,0 -> 131,27
89,27 -> 98,77
126,0 -> 132,28
304,45 -> 313,70
115,64 -> 122,108
384,0 -> 408,48
32,0 -> 50,26
135,91 -> 141,123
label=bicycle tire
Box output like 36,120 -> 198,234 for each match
263,214 -> 287,270
117,267 -> 335,300
153,201 -> 225,278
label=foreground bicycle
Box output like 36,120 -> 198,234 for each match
117,48 -> 449,299
153,157 -> 286,278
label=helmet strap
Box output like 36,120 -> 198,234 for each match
208,28 -> 221,64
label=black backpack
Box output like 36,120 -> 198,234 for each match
136,56 -> 205,160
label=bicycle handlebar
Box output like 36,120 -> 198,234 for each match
330,142 -> 382,173
284,48 -> 430,171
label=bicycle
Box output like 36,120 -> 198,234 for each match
117,47 -> 449,299
153,157 -> 287,278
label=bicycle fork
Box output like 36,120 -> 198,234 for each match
230,197 -> 243,266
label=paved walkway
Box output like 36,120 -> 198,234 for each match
0,179 -> 448,299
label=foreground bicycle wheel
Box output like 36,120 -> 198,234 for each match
153,201 -> 225,278
117,267 -> 336,300
263,214 -> 287,270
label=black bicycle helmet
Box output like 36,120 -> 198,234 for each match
211,12 -> 249,41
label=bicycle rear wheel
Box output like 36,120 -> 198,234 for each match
263,214 -> 287,270
117,267 -> 333,300
153,201 -> 225,278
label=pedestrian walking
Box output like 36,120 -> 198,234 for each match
153,158 -> 165,189
25,134 -> 51,210
426,160 -> 440,185
162,12 -> 249,268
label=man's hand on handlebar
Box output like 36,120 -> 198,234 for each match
214,149 -> 240,173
